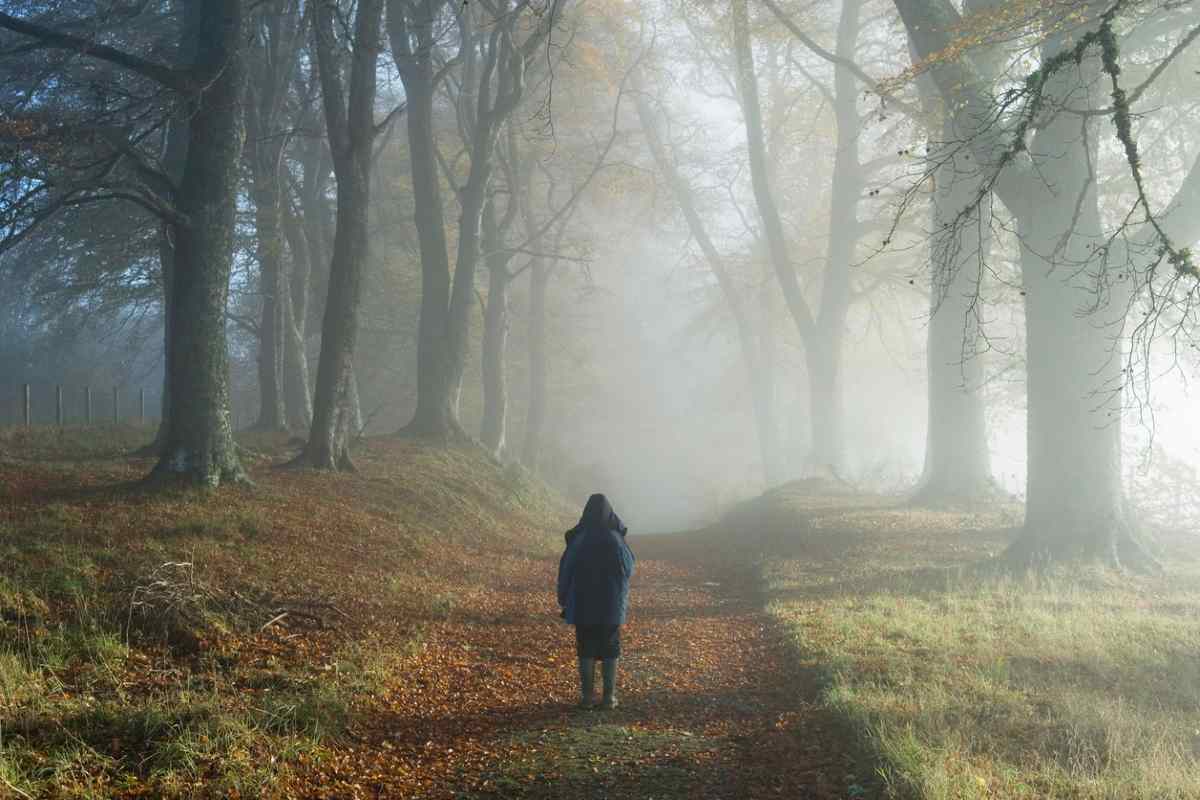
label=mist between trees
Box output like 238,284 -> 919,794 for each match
1,0 -> 1198,565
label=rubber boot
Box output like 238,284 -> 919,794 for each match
577,658 -> 596,708
600,658 -> 619,709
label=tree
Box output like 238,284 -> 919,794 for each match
0,1 -> 251,486
388,0 -> 565,439
894,0 -> 1200,565
909,0 -> 1008,503
479,186 -> 518,456
731,0 -> 867,476
291,0 -> 386,470
245,0 -> 308,432
280,75 -> 333,431
756,0 -> 996,493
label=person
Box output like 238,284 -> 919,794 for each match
557,493 -> 635,710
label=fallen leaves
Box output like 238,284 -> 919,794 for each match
2,437 -> 864,799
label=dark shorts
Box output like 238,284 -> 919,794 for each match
575,624 -> 621,659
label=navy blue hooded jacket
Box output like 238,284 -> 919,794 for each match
557,494 -> 635,626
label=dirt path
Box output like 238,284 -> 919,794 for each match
289,533 -> 867,799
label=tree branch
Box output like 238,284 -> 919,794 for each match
759,0 -> 922,119
0,11 -> 189,92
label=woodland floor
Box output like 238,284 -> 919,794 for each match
287,534 -> 870,800
7,429 -> 1193,800
0,428 -> 868,800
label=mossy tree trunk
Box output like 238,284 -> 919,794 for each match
0,1 -> 250,486
149,0 -> 249,486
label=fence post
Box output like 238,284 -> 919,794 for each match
113,386 -> 119,425
139,388 -> 146,424
56,385 -> 63,427
23,384 -> 30,428
85,386 -> 92,424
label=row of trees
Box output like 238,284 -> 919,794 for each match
0,0 -> 577,479
2,0 -> 1198,567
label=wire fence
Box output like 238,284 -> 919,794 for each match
0,382 -> 160,428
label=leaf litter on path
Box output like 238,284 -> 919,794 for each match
282,534 -> 868,799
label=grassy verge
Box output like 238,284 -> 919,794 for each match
744,487 -> 1200,800
0,424 -> 155,463
0,431 -> 567,798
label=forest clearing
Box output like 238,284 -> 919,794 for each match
2,432 -> 1197,799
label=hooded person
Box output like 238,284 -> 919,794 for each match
557,493 -> 635,709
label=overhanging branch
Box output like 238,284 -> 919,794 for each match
0,11 -> 190,92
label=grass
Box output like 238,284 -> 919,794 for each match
0,423 -> 154,463
746,487 -> 1200,800
0,427 -> 569,798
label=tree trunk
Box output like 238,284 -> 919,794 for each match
1007,19 -> 1154,567
248,149 -> 288,431
804,330 -> 844,476
733,0 -> 862,476
446,157 -> 493,416
143,0 -> 201,457
480,199 -> 511,457
293,0 -> 383,470
288,113 -> 331,433
388,2 -> 459,438
281,201 -> 313,429
894,0 -> 1153,567
402,82 -> 457,436
913,125 -> 994,503
732,0 -> 815,348
149,0 -> 248,486
246,1 -> 303,433
1009,53 -> 1129,563
299,135 -> 333,325
805,0 -> 861,476
348,364 -> 364,435
521,258 -> 549,469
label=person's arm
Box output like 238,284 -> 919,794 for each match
557,541 -> 578,608
619,538 -> 635,579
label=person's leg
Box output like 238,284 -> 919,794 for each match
578,656 -> 596,708
599,625 -> 621,709
600,657 -> 618,709
575,625 -> 596,708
